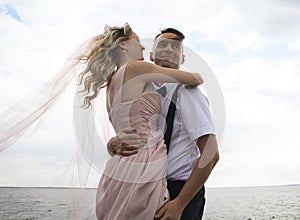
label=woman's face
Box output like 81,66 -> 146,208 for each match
122,31 -> 145,60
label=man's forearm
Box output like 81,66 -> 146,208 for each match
174,135 -> 219,209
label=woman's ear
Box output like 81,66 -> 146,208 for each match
119,42 -> 127,51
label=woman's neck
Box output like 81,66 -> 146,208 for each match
117,54 -> 133,68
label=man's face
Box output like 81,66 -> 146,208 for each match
151,33 -> 184,69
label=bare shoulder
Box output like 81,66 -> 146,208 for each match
126,60 -> 156,76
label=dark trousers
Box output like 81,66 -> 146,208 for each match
167,180 -> 205,220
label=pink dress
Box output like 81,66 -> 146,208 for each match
96,63 -> 169,220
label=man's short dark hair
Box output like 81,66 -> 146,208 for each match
154,28 -> 185,41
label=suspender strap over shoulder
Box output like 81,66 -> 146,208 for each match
164,84 -> 181,153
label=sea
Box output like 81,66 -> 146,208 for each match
0,185 -> 299,220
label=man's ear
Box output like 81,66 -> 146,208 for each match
181,54 -> 185,65
150,52 -> 154,61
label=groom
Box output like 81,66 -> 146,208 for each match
107,28 -> 219,220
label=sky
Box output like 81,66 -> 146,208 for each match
0,0 -> 299,188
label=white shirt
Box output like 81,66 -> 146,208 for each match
156,83 -> 215,181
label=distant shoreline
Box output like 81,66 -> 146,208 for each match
207,184 -> 300,189
0,184 -> 299,189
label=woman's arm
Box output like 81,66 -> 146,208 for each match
126,60 -> 203,86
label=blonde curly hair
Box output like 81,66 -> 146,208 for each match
77,23 -> 132,108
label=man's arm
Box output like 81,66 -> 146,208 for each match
107,127 -> 146,156
174,134 -> 219,208
155,134 -> 219,220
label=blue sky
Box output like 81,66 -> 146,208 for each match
0,0 -> 299,188
0,4 -> 22,22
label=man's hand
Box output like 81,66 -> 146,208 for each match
154,200 -> 183,220
107,127 -> 146,156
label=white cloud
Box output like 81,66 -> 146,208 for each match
0,153 -> 72,186
203,50 -> 300,187
182,0 -> 300,53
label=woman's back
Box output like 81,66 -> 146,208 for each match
108,63 -> 161,138
96,63 -> 169,220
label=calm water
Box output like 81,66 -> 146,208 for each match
0,186 -> 299,220
204,186 -> 300,220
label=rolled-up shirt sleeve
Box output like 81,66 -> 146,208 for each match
179,86 -> 215,141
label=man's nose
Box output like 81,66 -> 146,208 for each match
164,43 -> 173,53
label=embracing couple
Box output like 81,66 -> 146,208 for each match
91,25 -> 219,220
0,23 -> 219,220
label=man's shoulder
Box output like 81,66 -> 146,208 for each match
180,86 -> 207,99
181,85 -> 202,92
164,83 -> 202,93
163,84 -> 209,104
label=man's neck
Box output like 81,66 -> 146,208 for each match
155,82 -> 163,87
154,62 -> 179,87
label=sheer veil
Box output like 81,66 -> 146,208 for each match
73,77 -> 114,187
0,35 -> 113,188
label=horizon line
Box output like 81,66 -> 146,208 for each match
0,183 -> 299,189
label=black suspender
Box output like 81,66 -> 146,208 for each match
164,84 -> 181,153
